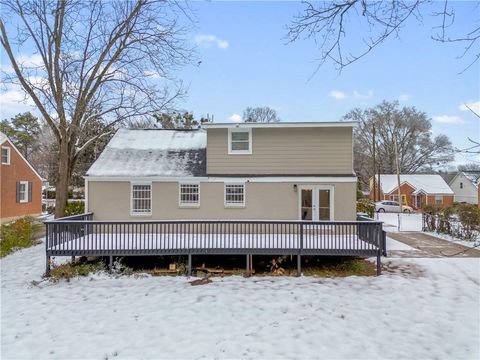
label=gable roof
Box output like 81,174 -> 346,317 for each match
0,131 -> 7,144
202,121 -> 357,129
86,128 -> 207,177
462,171 -> 480,187
0,131 -> 43,181
378,174 -> 454,195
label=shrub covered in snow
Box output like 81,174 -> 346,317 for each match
423,204 -> 480,241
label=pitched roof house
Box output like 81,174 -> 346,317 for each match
85,121 -> 358,221
370,174 -> 454,209
1,131 -> 43,223
449,171 -> 480,204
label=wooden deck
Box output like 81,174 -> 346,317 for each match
45,213 -> 386,275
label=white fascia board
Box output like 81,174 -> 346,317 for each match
202,121 -> 357,129
3,139 -> 43,181
85,176 -> 357,183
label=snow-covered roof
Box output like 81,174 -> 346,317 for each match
379,174 -> 454,195
462,171 -> 480,187
86,128 -> 207,177
0,131 -> 7,144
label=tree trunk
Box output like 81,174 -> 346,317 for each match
54,139 -> 70,218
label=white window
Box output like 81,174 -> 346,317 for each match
179,183 -> 200,207
1,146 -> 10,165
228,128 -> 252,154
225,183 -> 245,207
131,183 -> 152,215
435,195 -> 443,205
19,181 -> 28,203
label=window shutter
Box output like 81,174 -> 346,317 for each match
16,181 -> 20,203
28,182 -> 33,202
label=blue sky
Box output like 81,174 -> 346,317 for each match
1,1 -> 478,166
178,1 -> 479,166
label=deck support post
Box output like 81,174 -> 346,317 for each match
246,254 -> 250,276
71,256 -> 75,263
188,254 -> 192,277
109,256 -> 113,272
297,254 -> 301,277
45,256 -> 51,277
376,252 -> 381,276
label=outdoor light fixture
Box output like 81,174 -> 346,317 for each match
293,184 -> 297,192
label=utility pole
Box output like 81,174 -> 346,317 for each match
394,133 -> 403,213
372,125 -> 376,202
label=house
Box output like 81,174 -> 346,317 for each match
449,171 -> 480,204
85,122 -> 358,221
46,121 -> 387,276
369,174 -> 454,209
1,131 -> 42,223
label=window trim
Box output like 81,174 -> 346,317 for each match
1,146 -> 10,165
228,128 -> 252,155
130,182 -> 152,216
224,182 -> 246,208
19,181 -> 28,203
178,182 -> 200,208
434,195 -> 443,205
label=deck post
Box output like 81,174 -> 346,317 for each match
109,256 -> 113,272
45,255 -> 51,277
188,254 -> 192,276
246,254 -> 250,276
71,256 -> 75,263
376,252 -> 381,275
297,254 -> 301,277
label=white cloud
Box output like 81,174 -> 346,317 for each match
228,113 -> 242,122
329,90 -> 347,100
459,101 -> 480,113
353,90 -> 373,100
398,94 -> 410,101
194,34 -> 229,50
432,115 -> 464,124
143,70 -> 162,79
0,84 -> 36,117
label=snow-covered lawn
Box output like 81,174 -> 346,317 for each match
376,212 -> 423,232
1,242 -> 479,359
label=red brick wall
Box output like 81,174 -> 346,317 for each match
1,142 -> 42,222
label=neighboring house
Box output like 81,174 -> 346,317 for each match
1,132 -> 42,223
369,174 -> 454,209
449,171 -> 480,204
85,122 -> 358,221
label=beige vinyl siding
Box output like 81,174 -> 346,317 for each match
88,180 -> 356,221
207,127 -> 353,175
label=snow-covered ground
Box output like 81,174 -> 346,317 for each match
1,241 -> 479,359
376,212 -> 423,232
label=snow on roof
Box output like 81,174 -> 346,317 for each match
86,128 -> 207,177
379,174 -> 454,195
461,171 -> 480,187
0,131 -> 7,144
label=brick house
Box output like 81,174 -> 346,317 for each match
369,174 -> 454,209
1,132 -> 43,223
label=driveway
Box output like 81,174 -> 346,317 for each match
387,231 -> 480,258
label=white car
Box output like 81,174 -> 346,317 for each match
375,200 -> 413,213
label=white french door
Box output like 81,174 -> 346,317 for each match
299,185 -> 334,221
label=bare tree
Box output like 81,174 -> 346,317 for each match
347,101 -> 454,186
286,1 -> 479,73
243,106 -> 280,123
0,0 -> 193,217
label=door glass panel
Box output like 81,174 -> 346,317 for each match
318,189 -> 330,220
301,189 -> 312,220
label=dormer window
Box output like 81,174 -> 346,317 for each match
228,128 -> 252,155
